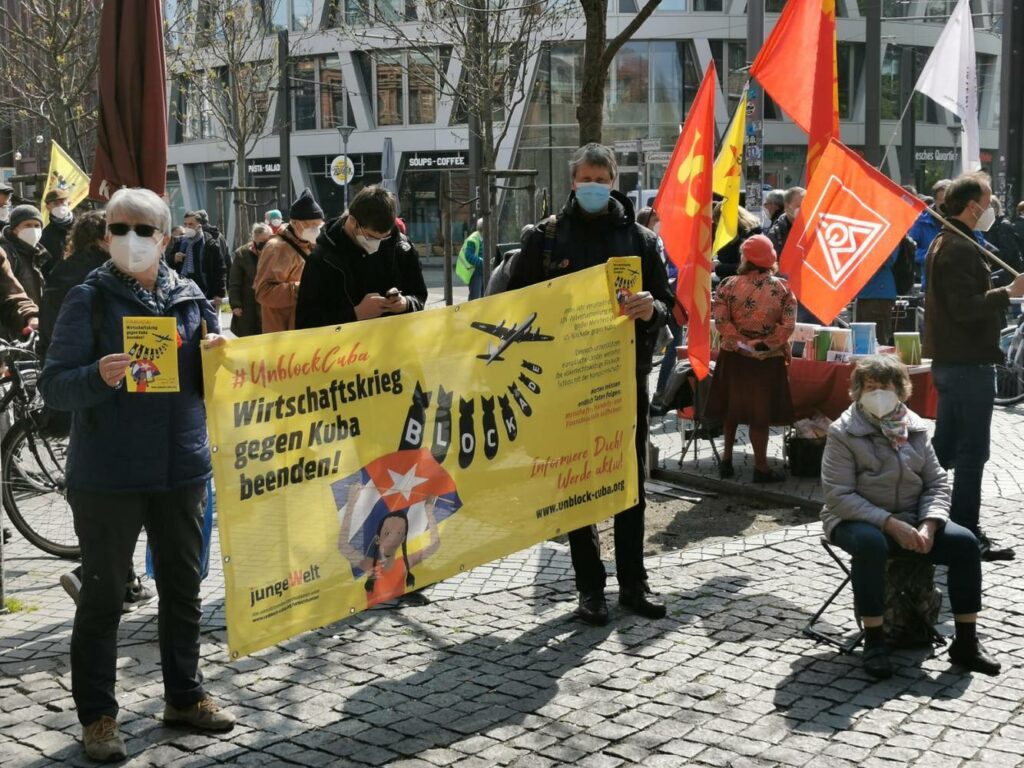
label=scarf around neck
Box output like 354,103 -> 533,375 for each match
103,260 -> 179,315
862,401 -> 910,450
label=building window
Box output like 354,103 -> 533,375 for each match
606,42 -> 649,126
166,167 -> 185,226
374,51 -> 439,126
290,57 -> 351,131
881,45 -> 901,120
190,161 -> 234,224
837,42 -> 861,121
320,56 -> 350,128
267,0 -> 315,31
376,54 -> 405,126
292,59 -> 318,131
326,0 -> 416,24
408,53 -> 438,124
176,74 -> 227,142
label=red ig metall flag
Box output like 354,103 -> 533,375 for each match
654,63 -> 716,380
779,140 -> 925,324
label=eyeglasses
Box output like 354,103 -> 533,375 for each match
108,223 -> 161,237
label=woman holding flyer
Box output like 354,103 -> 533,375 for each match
39,188 -> 235,762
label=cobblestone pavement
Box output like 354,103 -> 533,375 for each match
3,478 -> 1023,766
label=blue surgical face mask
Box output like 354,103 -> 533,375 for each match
575,182 -> 611,214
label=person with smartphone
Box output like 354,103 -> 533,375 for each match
295,186 -> 427,330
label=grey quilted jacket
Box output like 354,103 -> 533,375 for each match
820,404 -> 950,540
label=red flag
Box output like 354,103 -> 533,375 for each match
654,63 -> 716,380
779,140 -> 926,324
751,0 -> 839,177
90,0 -> 168,200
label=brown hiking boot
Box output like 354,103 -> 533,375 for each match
163,695 -> 236,732
82,715 -> 126,762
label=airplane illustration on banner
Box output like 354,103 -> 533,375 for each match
470,312 -> 554,364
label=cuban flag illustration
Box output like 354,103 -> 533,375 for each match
332,448 -> 462,577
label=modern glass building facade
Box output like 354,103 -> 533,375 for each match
164,0 -> 1005,248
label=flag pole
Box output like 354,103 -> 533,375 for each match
877,94 -> 916,172
925,208 -> 1021,277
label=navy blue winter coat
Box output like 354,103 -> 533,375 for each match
39,265 -> 220,493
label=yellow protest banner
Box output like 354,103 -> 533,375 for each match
203,261 -> 640,658
123,317 -> 181,392
40,141 -> 90,226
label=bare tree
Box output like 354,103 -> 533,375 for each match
165,1 -> 294,241
338,0 -> 576,181
335,0 -> 578,260
576,0 -> 662,145
0,0 -> 102,170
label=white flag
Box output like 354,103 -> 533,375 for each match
914,0 -> 980,174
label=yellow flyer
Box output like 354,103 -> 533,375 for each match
202,260 -> 641,657
607,256 -> 643,316
123,316 -> 180,393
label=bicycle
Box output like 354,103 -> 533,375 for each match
0,333 -> 78,559
995,305 -> 1024,407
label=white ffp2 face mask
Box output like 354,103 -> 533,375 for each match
300,224 -> 322,244
860,389 -> 900,419
17,227 -> 43,247
110,232 -> 162,273
974,204 -> 996,232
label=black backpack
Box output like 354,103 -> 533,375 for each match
883,556 -> 944,648
893,235 -> 916,295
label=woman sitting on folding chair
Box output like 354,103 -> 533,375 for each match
820,355 -> 999,680
705,234 -> 795,482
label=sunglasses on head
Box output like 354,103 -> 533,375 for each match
108,223 -> 161,237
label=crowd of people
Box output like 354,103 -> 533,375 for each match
0,148 -> 1022,760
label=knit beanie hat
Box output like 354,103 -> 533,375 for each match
266,209 -> 283,222
740,234 -> 777,269
10,205 -> 43,229
289,189 -> 324,221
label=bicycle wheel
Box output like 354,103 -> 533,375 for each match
995,328 -> 1024,407
1,416 -> 79,558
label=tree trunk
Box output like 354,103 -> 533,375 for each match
577,0 -> 608,145
234,142 -> 250,248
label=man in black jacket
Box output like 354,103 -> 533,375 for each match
925,173 -> 1024,562
295,186 -> 427,329
507,142 -> 673,626
766,186 -> 804,256
40,187 -> 75,262
166,210 -> 227,304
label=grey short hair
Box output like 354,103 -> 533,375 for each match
251,222 -> 272,239
184,209 -> 209,225
106,188 -> 172,235
569,143 -> 617,181
764,190 -> 784,208
784,187 -> 806,206
476,218 -> 484,231
849,354 -> 913,403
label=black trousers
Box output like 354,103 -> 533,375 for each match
568,381 -> 649,595
69,484 -> 208,725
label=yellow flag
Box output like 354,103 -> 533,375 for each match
711,91 -> 748,255
40,142 -> 90,226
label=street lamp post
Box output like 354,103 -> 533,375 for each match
337,124 -> 355,210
